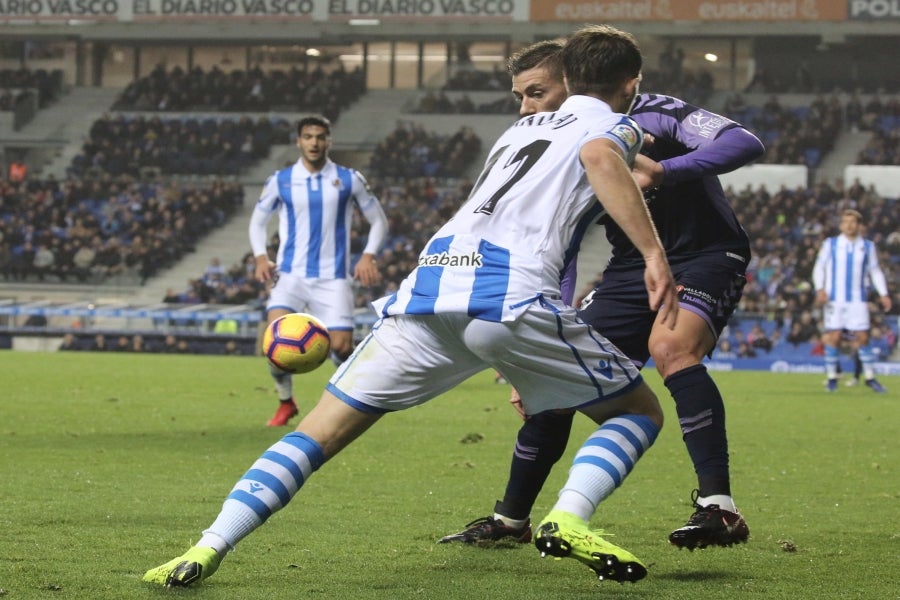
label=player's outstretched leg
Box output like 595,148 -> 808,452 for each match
534,510 -> 647,583
142,546 -> 222,588
668,490 -> 749,550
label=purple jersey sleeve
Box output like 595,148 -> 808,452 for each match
631,95 -> 764,184
600,94 -> 765,268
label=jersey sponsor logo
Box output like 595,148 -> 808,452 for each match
688,111 -> 727,138
418,250 -> 484,268
610,122 -> 640,149
679,286 -> 716,312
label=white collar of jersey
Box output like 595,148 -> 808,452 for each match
295,157 -> 334,178
560,94 -> 614,115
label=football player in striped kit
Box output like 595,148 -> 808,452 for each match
813,208 -> 891,393
144,25 -> 679,588
249,115 -> 389,426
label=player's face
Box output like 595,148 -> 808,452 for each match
511,66 -> 568,117
297,125 -> 331,170
839,214 -> 861,238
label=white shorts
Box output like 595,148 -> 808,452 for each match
821,301 -> 870,332
267,273 -> 354,331
326,298 -> 642,416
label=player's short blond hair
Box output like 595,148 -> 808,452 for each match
842,208 -> 862,223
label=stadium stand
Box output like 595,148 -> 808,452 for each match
112,64 -> 366,122
68,114 -> 292,178
367,121 -> 481,180
1,24 -> 898,366
0,176 -> 245,285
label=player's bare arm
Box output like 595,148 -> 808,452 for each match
631,153 -> 665,191
581,137 -> 678,328
814,289 -> 828,307
353,253 -> 382,287
254,254 -> 275,283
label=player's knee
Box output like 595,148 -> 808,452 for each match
650,336 -> 703,379
633,385 -> 664,429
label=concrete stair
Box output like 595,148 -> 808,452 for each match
5,86 -> 121,178
814,130 -> 872,185
331,90 -> 421,152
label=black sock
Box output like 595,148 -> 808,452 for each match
665,364 -> 731,497
496,411 -> 574,520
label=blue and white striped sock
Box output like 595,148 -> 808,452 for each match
825,345 -> 840,379
553,415 -> 659,522
200,432 -> 325,551
858,344 -> 876,380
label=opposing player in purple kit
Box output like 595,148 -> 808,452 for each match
144,25 -> 679,588
249,115 -> 388,427
440,38 -> 765,551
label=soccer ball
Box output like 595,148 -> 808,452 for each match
262,313 -> 331,374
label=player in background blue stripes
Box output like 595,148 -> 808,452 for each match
813,208 -> 891,393
440,37 -> 765,551
249,115 -> 389,426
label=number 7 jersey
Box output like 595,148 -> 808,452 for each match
375,95 -> 643,322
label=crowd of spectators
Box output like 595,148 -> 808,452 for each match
0,88 -> 37,112
0,174 -> 244,284
848,93 -> 900,166
367,121 -> 481,180
722,93 -> 843,167
0,67 -> 65,108
411,90 -> 519,115
722,92 -> 899,167
162,253 -> 267,308
441,66 -> 510,92
68,114 -> 292,178
112,63 -> 365,122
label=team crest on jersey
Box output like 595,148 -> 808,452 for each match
610,123 -> 640,150
332,178 -> 343,189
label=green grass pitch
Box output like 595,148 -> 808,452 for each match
1,351 -> 896,599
